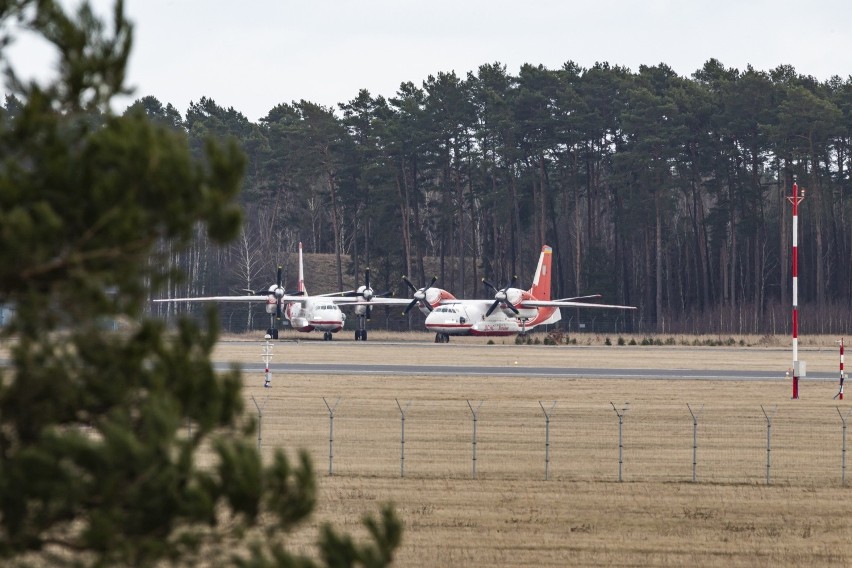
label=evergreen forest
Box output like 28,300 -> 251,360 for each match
18,58 -> 849,335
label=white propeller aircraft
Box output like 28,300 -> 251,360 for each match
154,242 -> 386,341
398,245 -> 636,343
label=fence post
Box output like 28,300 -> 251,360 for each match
838,407 -> 852,484
250,394 -> 269,452
467,400 -> 484,480
539,401 -> 556,480
396,399 -> 412,478
610,402 -> 630,482
687,403 -> 704,482
760,405 -> 777,485
323,397 -> 341,476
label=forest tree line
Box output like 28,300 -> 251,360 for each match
11,58 -> 851,334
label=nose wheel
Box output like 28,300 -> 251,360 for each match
323,331 -> 333,341
266,316 -> 279,339
434,332 -> 450,343
354,314 -> 368,341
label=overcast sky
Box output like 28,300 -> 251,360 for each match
5,0 -> 852,122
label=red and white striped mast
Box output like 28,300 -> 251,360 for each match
787,183 -> 805,400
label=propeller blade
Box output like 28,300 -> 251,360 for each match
402,275 -> 438,314
277,266 -> 283,288
366,304 -> 371,320
482,278 -> 497,293
276,299 -> 283,320
505,301 -> 520,315
485,300 -> 500,317
402,275 -> 417,293
365,267 -> 370,289
403,299 -> 418,316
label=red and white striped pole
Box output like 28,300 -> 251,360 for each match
787,183 -> 805,400
839,338 -> 845,400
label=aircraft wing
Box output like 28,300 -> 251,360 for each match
342,298 -> 414,306
438,299 -> 492,306
319,293 -> 400,304
520,300 -> 637,310
153,295 -> 307,303
554,294 -> 603,302
154,295 -> 267,303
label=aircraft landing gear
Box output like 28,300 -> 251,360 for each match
434,332 -> 450,343
323,331 -> 333,341
266,315 -> 279,339
354,315 -> 368,341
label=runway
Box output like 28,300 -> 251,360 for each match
1,339 -> 839,382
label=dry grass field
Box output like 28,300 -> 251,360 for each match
217,335 -> 852,567
4,333 -> 851,566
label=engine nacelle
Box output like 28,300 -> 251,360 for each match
502,289 -> 536,319
420,288 -> 456,315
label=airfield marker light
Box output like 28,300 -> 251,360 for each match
262,338 -> 274,388
787,183 -> 805,400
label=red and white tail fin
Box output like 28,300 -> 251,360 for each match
298,241 -> 307,295
529,245 -> 553,300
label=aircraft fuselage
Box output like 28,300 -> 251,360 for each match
423,300 -> 559,337
279,298 -> 345,333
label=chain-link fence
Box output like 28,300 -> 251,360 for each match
244,396 -> 852,485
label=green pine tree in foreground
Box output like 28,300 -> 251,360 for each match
0,1 -> 401,566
